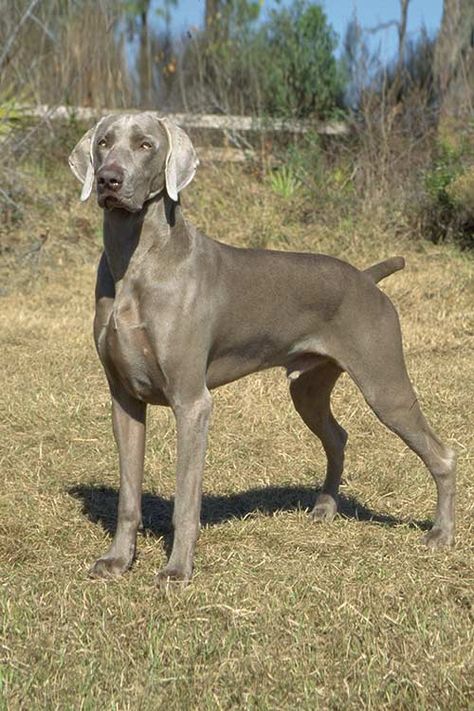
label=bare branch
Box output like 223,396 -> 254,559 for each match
29,12 -> 56,43
397,0 -> 410,71
364,20 -> 399,35
0,0 -> 43,70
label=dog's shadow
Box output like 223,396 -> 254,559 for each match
69,483 -> 431,544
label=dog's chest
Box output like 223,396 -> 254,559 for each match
98,295 -> 166,403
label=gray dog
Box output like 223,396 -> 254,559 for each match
69,112 -> 456,585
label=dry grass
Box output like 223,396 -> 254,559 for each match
1,159 -> 473,710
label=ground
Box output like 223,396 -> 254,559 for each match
0,158 -> 473,709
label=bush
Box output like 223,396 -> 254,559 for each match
424,141 -> 464,209
182,0 -> 344,119
421,130 -> 474,246
254,1 -> 344,118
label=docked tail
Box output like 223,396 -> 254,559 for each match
364,256 -> 405,283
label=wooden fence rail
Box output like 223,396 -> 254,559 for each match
9,106 -> 349,162
21,105 -> 349,136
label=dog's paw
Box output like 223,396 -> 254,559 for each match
88,556 -> 131,579
155,566 -> 191,589
423,527 -> 454,549
310,494 -> 337,522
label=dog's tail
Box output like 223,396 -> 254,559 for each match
364,256 -> 405,283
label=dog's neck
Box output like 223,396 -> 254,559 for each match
102,193 -> 190,282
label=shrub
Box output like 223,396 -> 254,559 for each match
424,141 -> 464,209
254,1 -> 344,118
421,130 -> 474,246
182,0 -> 344,119
267,165 -> 302,199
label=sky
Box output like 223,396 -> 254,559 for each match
166,0 -> 444,61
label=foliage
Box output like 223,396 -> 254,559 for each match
123,0 -> 177,24
267,165 -> 301,198
214,0 -> 263,34
182,0 -> 343,118
0,0 -> 131,109
424,140 -> 463,209
254,1 -> 343,118
422,130 -> 474,246
281,131 -> 324,184
0,97 -> 29,136
446,169 -> 474,219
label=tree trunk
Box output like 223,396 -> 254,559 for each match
397,0 -> 409,76
205,0 -> 228,42
434,0 -> 474,118
138,2 -> 152,107
205,0 -> 220,38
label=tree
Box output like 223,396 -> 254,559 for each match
205,0 -> 261,38
254,1 -> 343,118
137,0 -> 153,106
123,0 -> 178,107
205,0 -> 222,41
434,0 -> 474,118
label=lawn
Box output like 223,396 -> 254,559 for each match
1,158 -> 473,709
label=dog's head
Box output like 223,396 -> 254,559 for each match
68,112 -> 198,212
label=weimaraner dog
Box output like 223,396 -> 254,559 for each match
69,112 -> 456,585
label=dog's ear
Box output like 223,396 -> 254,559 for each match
156,117 -> 199,202
68,126 -> 96,202
68,117 -> 110,202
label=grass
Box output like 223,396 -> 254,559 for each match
267,166 -> 302,199
0,158 -> 473,709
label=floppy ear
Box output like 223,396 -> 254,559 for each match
157,117 -> 199,202
68,116 -> 110,201
68,126 -> 96,202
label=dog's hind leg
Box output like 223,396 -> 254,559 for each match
338,303 -> 456,548
289,360 -> 347,522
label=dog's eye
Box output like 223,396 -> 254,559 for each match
140,141 -> 153,150
97,138 -> 107,148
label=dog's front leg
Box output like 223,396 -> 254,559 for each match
156,388 -> 213,586
89,386 -> 146,578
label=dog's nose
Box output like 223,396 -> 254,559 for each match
97,166 -> 124,192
